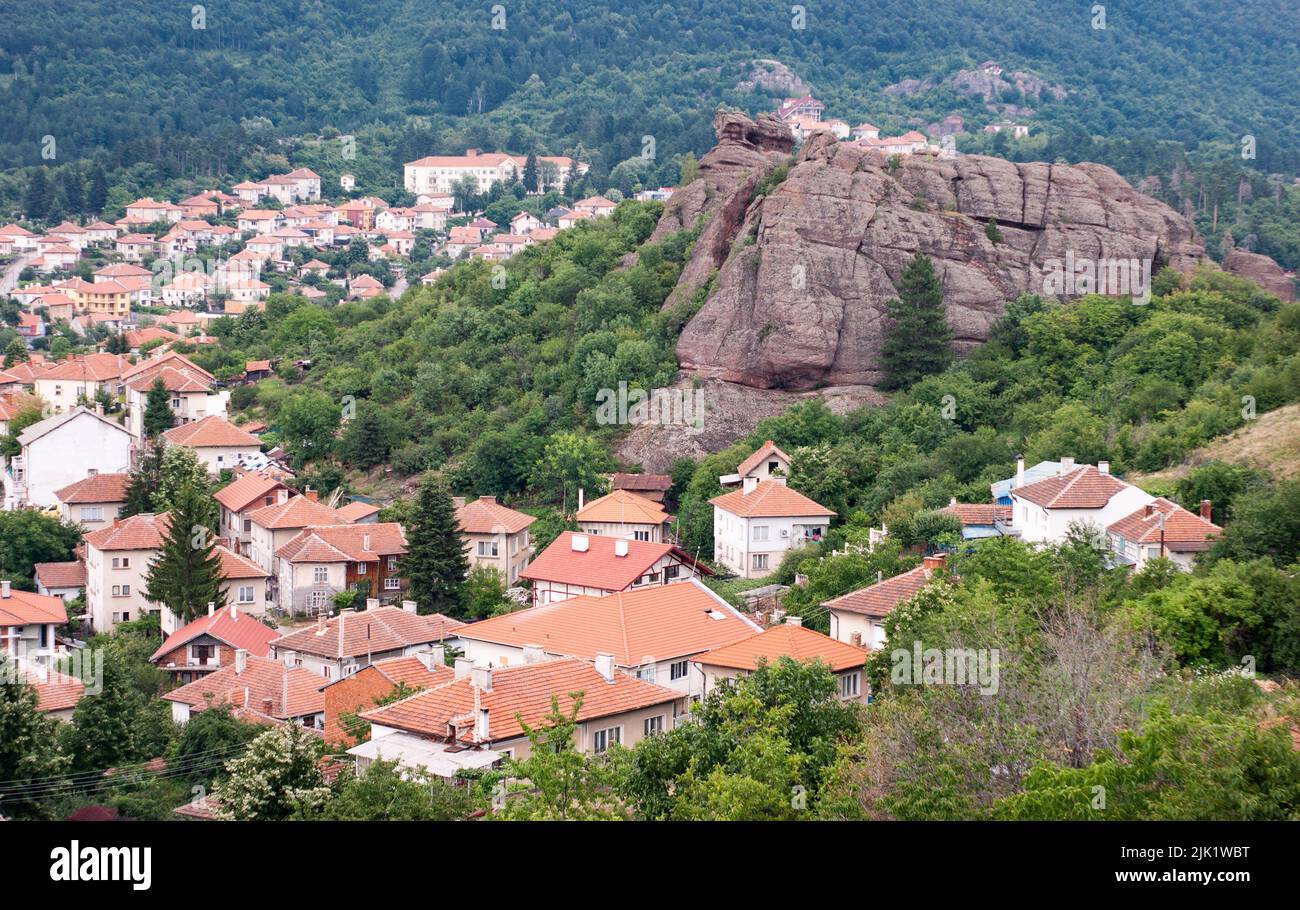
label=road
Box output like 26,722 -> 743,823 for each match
1,253 -> 32,296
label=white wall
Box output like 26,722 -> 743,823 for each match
21,412 -> 133,509
712,510 -> 827,579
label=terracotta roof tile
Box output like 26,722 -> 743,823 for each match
521,531 -> 710,591
84,512 -> 171,552
709,479 -> 834,519
270,606 -> 465,660
1012,465 -> 1131,509
0,588 -> 68,626
151,604 -> 279,663
737,440 -> 791,478
575,489 -> 668,525
940,503 -> 1012,525
823,564 -> 936,618
19,665 -> 85,713
54,473 -> 130,504
247,495 -> 347,530
611,472 -> 672,492
34,561 -> 86,590
1107,498 -> 1222,552
455,496 -> 535,534
163,655 -> 324,719
214,473 -> 287,513
695,622 -> 869,673
336,501 -> 382,522
163,415 -> 262,449
275,522 -> 406,563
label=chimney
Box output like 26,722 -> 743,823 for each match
614,539 -> 629,557
1200,499 -> 1212,521
786,616 -> 803,628
454,657 -> 474,680
415,645 -> 446,670
523,644 -> 545,665
316,614 -> 327,633
451,496 -> 466,509
1014,455 -> 1025,488
230,604 -> 238,621
571,533 -> 589,553
577,487 -> 585,510
475,707 -> 489,741
1060,456 -> 1075,474
743,475 -> 759,494
304,487 -> 318,503
1144,503 -> 1155,517
362,533 -> 371,551
1098,460 -> 1110,475
277,488 -> 289,504
207,602 -> 215,617
234,649 -> 248,674
921,553 -> 947,578
467,149 -> 479,157
401,599 -> 417,614
365,598 -> 379,611
262,697 -> 273,715
472,665 -> 492,692
479,495 -> 498,505
1,580 -> 9,599
595,652 -> 616,683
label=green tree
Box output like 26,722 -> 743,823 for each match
0,510 -> 82,585
142,480 -> 226,624
310,760 -> 480,820
157,444 -> 210,513
142,376 -> 174,439
881,252 -> 953,390
529,431 -> 612,512
216,723 -> 331,820
86,163 -> 108,214
122,442 -> 165,517
23,168 -> 50,221
3,338 -> 29,368
0,654 -> 71,818
462,564 -> 515,619
1205,478 -> 1300,567
278,389 -> 340,466
399,473 -> 469,616
66,645 -> 168,773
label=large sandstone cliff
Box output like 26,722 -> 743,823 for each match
666,111 -> 1215,390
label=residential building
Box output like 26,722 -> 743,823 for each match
939,500 -> 1013,541
1008,459 -> 1153,544
456,578 -> 761,698
454,495 -> 536,584
34,561 -> 86,601
575,488 -> 671,542
31,352 -> 130,412
162,415 -> 262,474
522,531 -> 711,605
83,513 -> 168,633
355,656 -> 685,774
246,493 -> 350,576
609,472 -> 672,503
720,439 -> 792,486
692,617 -> 870,703
150,603 -> 280,684
4,407 -> 134,510
824,555 -> 948,650
990,457 -> 1063,505
163,650 -> 326,730
269,603 -> 465,682
336,501 -> 381,523
322,649 -> 453,745
122,351 -> 227,438
273,523 -> 408,614
53,472 -> 130,531
709,478 -> 834,578
215,473 -> 291,555
0,581 -> 67,661
1107,498 -> 1221,571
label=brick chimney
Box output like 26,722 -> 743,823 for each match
1200,499 -> 1212,521
303,487 -> 318,503
921,553 -> 947,578
234,649 -> 248,674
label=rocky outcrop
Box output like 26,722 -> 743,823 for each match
734,59 -> 810,97
1223,248 -> 1297,301
668,113 -> 1222,390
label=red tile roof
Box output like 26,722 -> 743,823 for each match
822,564 -> 936,618
269,606 -> 466,660
521,531 -> 710,591
576,489 -> 669,526
460,579 -> 759,665
1012,465 -> 1131,509
34,561 -> 86,590
695,622 -> 869,673
709,479 -> 834,518
214,473 -> 287,513
275,522 -> 407,563
215,546 -> 271,579
247,495 -> 347,530
38,353 -> 131,382
361,657 -> 682,744
737,439 -> 791,478
455,495 -> 536,535
54,472 -> 130,504
611,472 -> 672,492
1107,498 -> 1222,552
163,655 -> 325,719
163,415 -> 262,449
84,513 -> 170,552
336,501 -> 382,522
0,588 -> 68,626
151,604 -> 280,663
20,665 -> 85,713
940,503 -> 1012,525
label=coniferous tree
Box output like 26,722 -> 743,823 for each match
143,479 -> 225,624
399,473 -> 468,616
142,377 -> 174,439
880,252 -> 953,390
122,442 -> 166,517
523,152 -> 539,194
87,163 -> 109,214
59,168 -> 84,218
23,168 -> 51,221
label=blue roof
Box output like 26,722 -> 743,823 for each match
991,461 -> 1062,502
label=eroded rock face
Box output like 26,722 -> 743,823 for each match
669,115 -> 1216,390
1223,249 -> 1297,301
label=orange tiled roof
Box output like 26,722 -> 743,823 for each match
460,579 -> 759,665
38,353 -> 131,382
163,655 -> 325,719
34,561 -> 86,590
360,657 -> 681,744
270,606 -> 465,660
520,531 -> 710,591
125,363 -> 213,393
695,622 -> 869,673
575,489 -> 668,526
455,496 -> 536,535
1107,498 -> 1222,552
940,503 -> 1012,525
84,512 -> 171,552
709,479 -> 834,519
215,546 -> 271,580
336,501 -> 381,522
247,495 -> 346,531
151,604 -> 279,663
1012,465 -> 1131,509
54,472 -> 130,504
611,473 -> 672,492
737,439 -> 791,477
0,588 -> 68,626
19,665 -> 85,713
214,473 -> 287,513
163,415 -> 261,449
275,522 -> 407,563
822,564 -> 934,618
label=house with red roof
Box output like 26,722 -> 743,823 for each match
246,492 -> 350,577
610,472 -> 672,503
336,500 -> 381,524
269,603 -> 464,681
122,350 -> 228,438
273,523 -> 408,615
322,649 -> 455,746
34,561 -> 87,601
53,472 -> 131,531
521,531 -> 711,605
0,580 -> 67,661
1107,497 -> 1221,571
575,489 -> 671,542
151,603 -> 280,684
720,438 -> 793,487
355,656 -> 685,773
454,495 -> 536,585
215,472 -> 292,556
457,578 -> 760,697
1008,458 -> 1154,544
693,617 -> 870,703
83,513 -> 169,633
824,554 -> 948,650
709,477 -> 834,579
162,415 -> 262,474
16,663 -> 86,720
163,650 -> 326,729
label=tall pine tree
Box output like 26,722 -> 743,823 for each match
523,152 -> 539,194
399,474 -> 468,617
122,442 -> 165,517
23,169 -> 50,221
880,252 -> 953,390
87,163 -> 108,215
142,376 -> 174,439
143,479 -> 226,625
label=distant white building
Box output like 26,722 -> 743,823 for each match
1007,458 -> 1153,544
3,407 -> 134,510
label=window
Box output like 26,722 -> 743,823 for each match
387,556 -> 398,571
752,525 -> 769,541
669,660 -> 688,681
82,507 -> 104,522
111,584 -> 130,597
840,672 -> 861,698
633,530 -> 650,541
592,726 -> 622,754
663,564 -> 680,581
237,586 -> 254,604
477,540 -> 499,557
752,554 -> 769,571
384,577 -> 401,590
356,562 -> 367,574
111,557 -> 130,569
243,518 -> 252,532
644,715 -> 664,736
313,567 -> 328,584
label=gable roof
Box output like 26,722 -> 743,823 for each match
610,472 -> 673,492
54,472 -> 130,504
709,479 -> 834,519
247,495 -> 347,530
360,657 -> 681,744
0,588 -> 68,626
336,501 -> 382,522
737,439 -> 792,477
215,546 -> 272,580
84,512 -> 171,552
325,653 -> 454,693
163,415 -> 261,449
214,472 -> 287,513
575,489 -> 669,526
36,353 -> 130,382
521,531 -> 710,591
269,606 -> 466,660
939,502 -> 1012,526
162,655 -> 325,720
18,407 -> 132,448
275,522 -> 407,563
822,564 -> 935,618
1107,498 -> 1222,552
34,561 -> 86,590
125,363 -> 213,393
121,350 -> 213,384
21,665 -> 86,713
1012,465 -> 1131,509
455,495 -> 536,535
695,622 -> 869,673
151,604 -> 280,663
459,578 -> 759,665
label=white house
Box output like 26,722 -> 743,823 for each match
161,415 -> 261,474
4,407 -> 134,510
709,477 -> 834,579
1008,459 -> 1154,544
